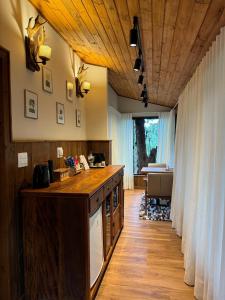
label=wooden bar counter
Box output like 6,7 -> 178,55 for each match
21,165 -> 124,300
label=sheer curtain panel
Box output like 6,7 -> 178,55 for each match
108,106 -> 121,165
171,27 -> 225,300
108,108 -> 134,189
120,113 -> 134,189
157,110 -> 175,167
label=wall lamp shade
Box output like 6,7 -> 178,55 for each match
76,78 -> 91,98
38,45 -> 51,64
138,74 -> 144,85
81,81 -> 91,93
134,57 -> 142,71
67,81 -> 74,90
130,28 -> 138,47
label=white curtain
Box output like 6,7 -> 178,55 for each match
120,113 -> 134,189
171,27 -> 225,300
157,110 -> 175,167
108,106 -> 121,165
108,108 -> 134,189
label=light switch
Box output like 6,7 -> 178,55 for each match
18,152 -> 28,168
57,147 -> 64,158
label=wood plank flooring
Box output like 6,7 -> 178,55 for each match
96,190 -> 194,300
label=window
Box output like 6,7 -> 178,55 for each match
133,117 -> 159,174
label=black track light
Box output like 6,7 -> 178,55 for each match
134,57 -> 141,71
140,90 -> 145,98
143,95 -> 148,108
130,16 -> 138,47
138,74 -> 144,85
140,85 -> 146,98
140,84 -> 147,99
130,28 -> 138,47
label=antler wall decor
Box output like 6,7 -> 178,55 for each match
25,15 -> 51,72
75,64 -> 91,97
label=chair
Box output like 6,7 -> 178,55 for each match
147,163 -> 167,168
144,172 -> 173,212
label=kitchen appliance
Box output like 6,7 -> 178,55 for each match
89,205 -> 104,288
32,164 -> 50,188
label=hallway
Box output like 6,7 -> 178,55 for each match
96,190 -> 194,300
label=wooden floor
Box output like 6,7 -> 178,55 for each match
96,190 -> 194,300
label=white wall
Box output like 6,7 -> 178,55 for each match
0,0 -> 86,140
118,96 -> 170,113
108,84 -> 118,110
85,64 -> 108,140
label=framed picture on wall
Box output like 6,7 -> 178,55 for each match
42,67 -> 53,93
76,109 -> 81,127
24,89 -> 38,119
56,102 -> 65,124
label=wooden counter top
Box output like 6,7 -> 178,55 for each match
21,165 -> 124,197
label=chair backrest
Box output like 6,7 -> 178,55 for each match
147,172 -> 173,197
147,163 -> 167,168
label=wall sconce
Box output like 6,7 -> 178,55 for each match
81,81 -> 91,94
75,64 -> 91,98
25,15 -> 52,72
66,81 -> 74,101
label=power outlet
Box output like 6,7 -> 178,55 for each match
57,147 -> 64,158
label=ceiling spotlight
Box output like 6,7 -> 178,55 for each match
134,57 -> 141,71
143,95 -> 148,108
130,16 -> 138,47
130,28 -> 138,47
140,84 -> 147,98
138,74 -> 144,85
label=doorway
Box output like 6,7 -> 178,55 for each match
0,47 -> 17,300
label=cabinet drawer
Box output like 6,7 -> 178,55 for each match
89,189 -> 103,216
104,179 -> 113,197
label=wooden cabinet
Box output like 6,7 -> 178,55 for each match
21,166 -> 124,300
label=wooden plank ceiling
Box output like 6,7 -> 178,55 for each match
29,0 -> 225,107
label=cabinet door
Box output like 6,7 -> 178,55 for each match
113,204 -> 121,241
103,194 -> 112,258
120,184 -> 124,227
112,186 -> 119,211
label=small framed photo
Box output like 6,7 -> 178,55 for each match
42,67 -> 53,93
66,81 -> 74,102
56,102 -> 65,124
76,109 -> 81,127
24,89 -> 38,119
